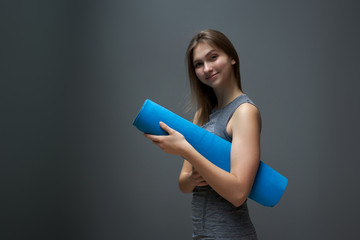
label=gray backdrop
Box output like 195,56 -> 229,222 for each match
2,0 -> 360,239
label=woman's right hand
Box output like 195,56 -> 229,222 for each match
190,166 -> 208,187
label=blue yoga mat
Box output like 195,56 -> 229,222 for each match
133,99 -> 287,207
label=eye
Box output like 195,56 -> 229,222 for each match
194,62 -> 203,68
210,54 -> 218,61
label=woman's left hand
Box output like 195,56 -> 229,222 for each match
144,122 -> 190,156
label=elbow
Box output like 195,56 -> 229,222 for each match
178,181 -> 194,194
178,182 -> 187,193
229,191 -> 248,207
179,186 -> 191,194
231,197 -> 247,208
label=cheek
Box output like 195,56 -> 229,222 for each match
217,59 -> 232,74
195,69 -> 203,78
216,59 -> 227,69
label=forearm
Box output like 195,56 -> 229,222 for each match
181,144 -> 252,207
178,171 -> 196,193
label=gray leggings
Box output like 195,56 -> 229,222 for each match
192,186 -> 258,240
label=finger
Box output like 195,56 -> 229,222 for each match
144,133 -> 161,142
192,174 -> 205,184
192,166 -> 200,172
194,176 -> 207,185
191,170 -> 200,178
197,181 -> 209,187
159,121 -> 174,134
192,168 -> 200,176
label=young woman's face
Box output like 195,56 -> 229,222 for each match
192,42 -> 236,89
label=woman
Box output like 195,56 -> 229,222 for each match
145,29 -> 260,239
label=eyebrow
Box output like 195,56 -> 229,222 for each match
193,49 -> 217,64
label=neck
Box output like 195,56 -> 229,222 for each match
213,79 -> 243,109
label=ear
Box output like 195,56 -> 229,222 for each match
231,59 -> 236,65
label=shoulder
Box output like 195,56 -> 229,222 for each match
228,103 -> 261,136
232,103 -> 260,120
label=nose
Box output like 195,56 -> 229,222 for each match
203,62 -> 213,73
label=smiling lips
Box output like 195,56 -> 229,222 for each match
206,73 -> 218,80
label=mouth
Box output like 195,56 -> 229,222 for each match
206,73 -> 218,80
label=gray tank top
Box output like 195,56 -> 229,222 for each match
202,94 -> 257,140
191,94 -> 258,239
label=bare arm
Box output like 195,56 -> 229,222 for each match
178,160 -> 208,193
144,103 -> 260,207
178,111 -> 208,193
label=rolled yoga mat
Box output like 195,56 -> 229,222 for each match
133,99 -> 287,207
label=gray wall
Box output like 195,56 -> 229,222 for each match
2,0 -> 360,239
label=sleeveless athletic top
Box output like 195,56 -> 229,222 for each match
191,94 -> 258,240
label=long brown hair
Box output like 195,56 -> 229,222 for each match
186,29 -> 242,125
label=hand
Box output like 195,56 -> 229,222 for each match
190,166 -> 208,187
144,122 -> 190,156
